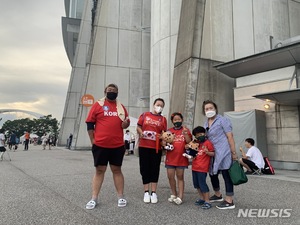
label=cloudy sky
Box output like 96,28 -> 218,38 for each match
0,0 -> 71,121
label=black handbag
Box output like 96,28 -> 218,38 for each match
229,160 -> 248,185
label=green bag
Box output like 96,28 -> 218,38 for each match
228,160 -> 248,185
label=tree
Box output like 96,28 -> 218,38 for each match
2,115 -> 59,139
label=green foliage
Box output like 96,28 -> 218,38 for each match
2,115 -> 59,138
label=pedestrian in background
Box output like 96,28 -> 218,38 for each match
124,130 -> 131,156
41,134 -> 47,150
8,132 -> 16,151
0,129 -> 6,160
24,131 -> 30,151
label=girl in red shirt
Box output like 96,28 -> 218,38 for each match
165,112 -> 192,205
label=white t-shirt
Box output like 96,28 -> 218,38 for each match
41,135 -> 48,145
124,133 -> 131,142
0,133 -> 5,147
246,146 -> 265,169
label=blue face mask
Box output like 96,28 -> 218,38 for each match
173,122 -> 182,128
196,135 -> 206,143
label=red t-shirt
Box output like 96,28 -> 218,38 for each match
25,132 -> 30,140
165,127 -> 192,167
192,140 -> 214,173
85,100 -> 129,148
137,112 -> 167,149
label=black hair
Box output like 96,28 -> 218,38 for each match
153,98 -> 165,107
245,138 -> 255,146
171,112 -> 183,121
105,83 -> 118,92
192,126 -> 206,136
202,100 -> 218,115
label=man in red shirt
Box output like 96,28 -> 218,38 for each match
85,84 -> 130,210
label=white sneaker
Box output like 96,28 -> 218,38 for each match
143,192 -> 150,203
150,193 -> 158,204
85,199 -> 97,210
168,195 -> 176,203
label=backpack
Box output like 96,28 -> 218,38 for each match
261,157 -> 275,175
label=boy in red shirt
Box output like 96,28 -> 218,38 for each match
190,126 -> 214,209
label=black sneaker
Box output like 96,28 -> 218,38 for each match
209,194 -> 223,202
216,200 -> 235,209
194,199 -> 205,206
245,171 -> 253,175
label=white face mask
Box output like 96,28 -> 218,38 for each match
154,106 -> 163,114
205,110 -> 216,118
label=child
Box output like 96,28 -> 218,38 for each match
164,112 -> 192,205
190,126 -> 214,209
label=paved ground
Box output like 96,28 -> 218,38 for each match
0,144 -> 299,225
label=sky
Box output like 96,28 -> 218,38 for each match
0,0 -> 71,122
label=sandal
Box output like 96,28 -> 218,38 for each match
173,197 -> 183,205
168,195 -> 176,203
118,198 -> 127,207
86,200 -> 97,210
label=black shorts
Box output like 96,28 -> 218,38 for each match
0,146 -> 6,152
124,140 -> 130,150
92,144 -> 125,167
242,158 -> 259,171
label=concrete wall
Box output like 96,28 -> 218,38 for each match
71,0 -> 151,149
170,0 -> 235,130
235,66 -> 300,170
150,0 -> 182,117
60,0 -> 300,169
231,0 -> 300,170
59,1 -> 93,146
201,0 -> 300,60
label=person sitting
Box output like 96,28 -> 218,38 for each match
239,138 -> 265,174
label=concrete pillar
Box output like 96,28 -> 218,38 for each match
170,0 -> 235,129
150,0 -> 182,117
59,1 -> 93,146
67,0 -> 151,150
